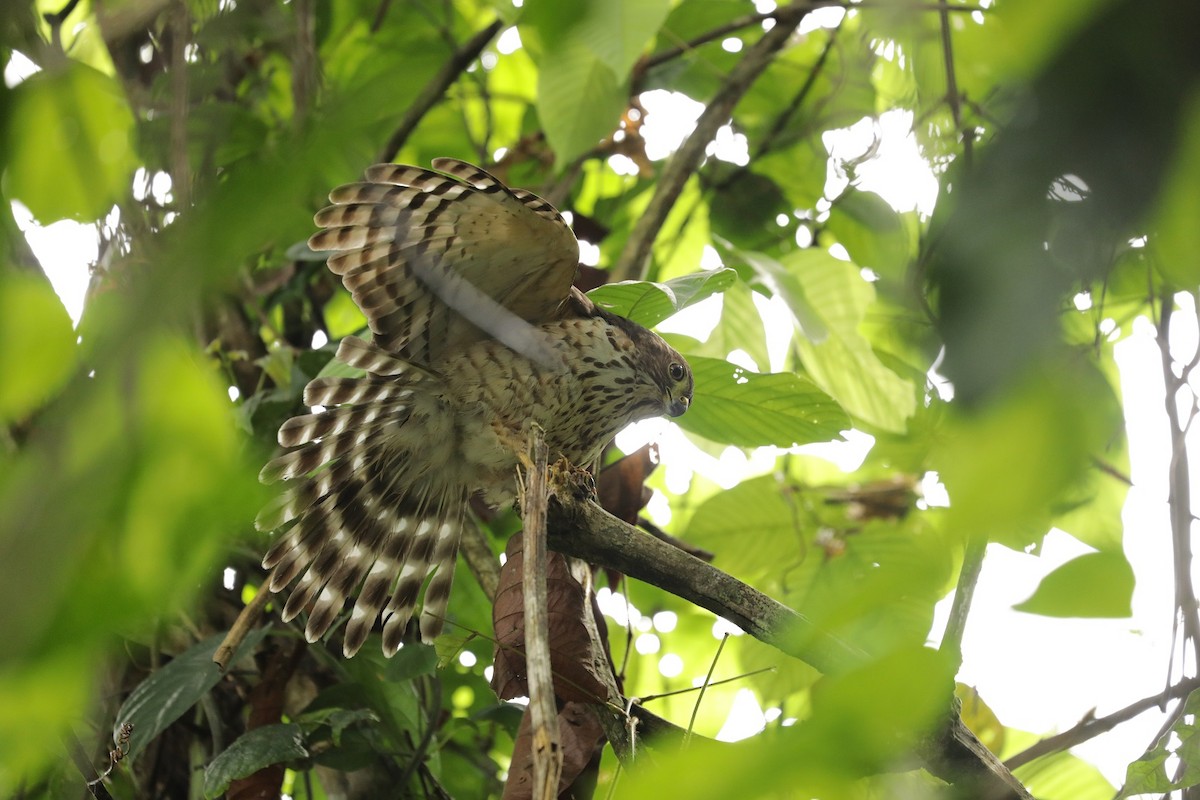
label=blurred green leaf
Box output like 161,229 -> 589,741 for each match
0,274 -> 75,423
1013,550 -> 1134,618
678,356 -> 849,448
937,357 -> 1120,550
588,267 -> 735,327
1150,96 -> 1200,287
203,723 -> 309,799
7,62 -> 136,222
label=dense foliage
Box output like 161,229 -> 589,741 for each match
2,0 -> 1200,797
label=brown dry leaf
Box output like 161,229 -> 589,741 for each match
501,702 -> 605,800
596,444 -> 658,524
492,536 -> 609,704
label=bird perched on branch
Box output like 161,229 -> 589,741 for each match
258,158 -> 693,657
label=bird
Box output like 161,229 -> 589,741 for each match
257,158 -> 694,657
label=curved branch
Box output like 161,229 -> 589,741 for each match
376,19 -> 504,164
546,495 -> 1031,799
610,2 -> 811,283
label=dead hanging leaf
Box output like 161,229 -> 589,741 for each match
502,701 -> 605,800
823,475 -> 918,522
596,444 -> 659,524
491,535 -> 609,704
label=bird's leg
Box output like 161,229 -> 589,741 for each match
549,456 -> 596,501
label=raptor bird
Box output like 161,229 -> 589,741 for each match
257,159 -> 693,657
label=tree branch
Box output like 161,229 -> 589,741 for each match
610,1 -> 810,283
376,19 -> 504,164
546,495 -> 1031,798
1004,677 -> 1200,770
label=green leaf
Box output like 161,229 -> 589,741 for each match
785,250 -> 916,433
0,274 -> 76,424
825,190 -> 914,281
701,281 -> 771,371
716,239 -> 826,341
203,724 -> 309,799
583,0 -> 672,78
524,0 -> 668,164
7,62 -> 136,222
587,267 -> 736,327
1013,550 -> 1134,618
1118,690 -> 1200,797
677,356 -> 850,448
685,474 -> 807,588
536,42 -> 625,165
114,629 -> 268,760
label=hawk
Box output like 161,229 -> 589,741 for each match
258,159 -> 693,657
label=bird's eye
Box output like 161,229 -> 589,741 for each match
669,362 -> 685,381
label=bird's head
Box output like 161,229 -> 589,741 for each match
662,351 -> 693,418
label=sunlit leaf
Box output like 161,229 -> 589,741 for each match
825,189 -> 914,281
677,356 -> 849,448
588,268 -> 736,327
786,249 -> 916,433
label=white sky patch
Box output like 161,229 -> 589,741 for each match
653,610 -> 678,633
657,653 -> 684,678
799,6 -> 846,34
639,90 -> 705,161
607,153 -> 641,176
715,688 -> 766,741
496,26 -> 522,55
578,240 -> 601,266
11,201 -> 97,326
656,290 -> 722,340
823,110 -> 939,215
5,50 -> 40,87
707,124 -> 750,166
635,633 -> 661,655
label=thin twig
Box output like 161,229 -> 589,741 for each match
611,1 -> 811,283
637,666 -> 777,703
937,0 -> 972,168
376,19 -> 503,164
687,634 -> 729,740
213,582 -> 272,670
521,428 -> 561,800
940,532 -> 986,667
1005,677 -> 1200,770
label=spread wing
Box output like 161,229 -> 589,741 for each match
307,158 -> 580,366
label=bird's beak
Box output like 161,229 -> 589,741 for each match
667,395 -> 690,417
